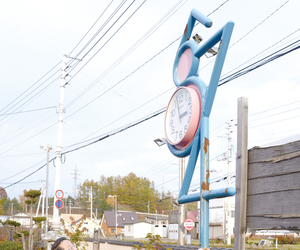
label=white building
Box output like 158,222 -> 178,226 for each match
124,221 -> 152,238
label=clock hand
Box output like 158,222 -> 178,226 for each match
179,111 -> 188,119
176,96 -> 181,123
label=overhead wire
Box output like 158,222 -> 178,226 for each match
66,0 -> 187,108
66,0 -> 147,85
2,0 -> 298,192
0,0 -> 229,158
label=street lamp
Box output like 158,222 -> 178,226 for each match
40,144 -> 53,234
153,137 -> 185,246
108,195 -> 118,238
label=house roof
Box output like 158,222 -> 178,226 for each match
103,211 -> 138,228
61,214 -> 84,224
145,215 -> 168,221
187,211 -> 198,222
123,221 -> 151,225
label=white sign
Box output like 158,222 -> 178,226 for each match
55,189 -> 64,199
184,219 -> 195,231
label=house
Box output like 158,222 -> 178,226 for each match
60,214 -> 99,237
124,221 -> 152,238
100,211 -> 138,237
11,213 -> 31,227
144,215 -> 168,225
168,209 -> 225,240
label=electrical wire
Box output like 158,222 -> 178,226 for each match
66,0 -> 146,84
1,1 -> 298,192
66,0 -> 187,108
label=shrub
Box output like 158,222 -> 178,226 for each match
0,241 -> 22,250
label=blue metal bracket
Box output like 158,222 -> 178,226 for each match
167,8 -> 235,248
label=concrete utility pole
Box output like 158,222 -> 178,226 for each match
91,187 -> 93,222
178,158 -> 185,246
52,54 -> 67,231
41,144 -> 53,233
226,121 -> 232,245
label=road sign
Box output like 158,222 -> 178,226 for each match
55,199 -> 64,209
184,219 -> 195,231
55,189 -> 64,199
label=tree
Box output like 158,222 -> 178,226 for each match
24,190 -> 45,250
60,215 -> 88,250
2,198 -> 11,215
133,233 -> 171,250
0,241 -> 22,250
1,190 -> 45,250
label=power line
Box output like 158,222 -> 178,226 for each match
66,0 -> 147,84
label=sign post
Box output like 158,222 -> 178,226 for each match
184,219 -> 194,245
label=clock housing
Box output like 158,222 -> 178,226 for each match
165,86 -> 201,150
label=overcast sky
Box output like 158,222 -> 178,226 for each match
1,0 -> 300,203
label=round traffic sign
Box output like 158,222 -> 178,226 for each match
55,199 -> 64,209
55,189 -> 64,199
184,219 -> 195,231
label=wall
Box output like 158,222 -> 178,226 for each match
247,140 -> 300,230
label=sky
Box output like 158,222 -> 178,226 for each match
0,0 -> 300,205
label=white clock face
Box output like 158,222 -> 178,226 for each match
165,87 -> 192,144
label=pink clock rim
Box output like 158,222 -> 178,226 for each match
165,86 -> 201,150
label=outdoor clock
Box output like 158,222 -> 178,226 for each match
165,85 -> 201,150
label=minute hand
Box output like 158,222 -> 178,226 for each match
179,111 -> 188,120
176,97 -> 181,123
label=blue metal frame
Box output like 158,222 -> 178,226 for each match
168,9 -> 235,248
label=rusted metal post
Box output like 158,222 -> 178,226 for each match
200,115 -> 209,248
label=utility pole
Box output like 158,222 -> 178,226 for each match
178,157 -> 185,246
68,199 -> 72,214
226,121 -> 232,245
42,181 -> 45,228
148,201 -> 149,214
11,203 -> 14,216
52,53 -> 67,231
91,187 -> 93,222
41,144 -> 53,233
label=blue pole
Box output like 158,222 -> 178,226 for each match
200,115 -> 209,248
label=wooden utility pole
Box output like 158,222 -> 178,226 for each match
234,97 -> 248,250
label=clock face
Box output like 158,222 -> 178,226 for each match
165,86 -> 201,149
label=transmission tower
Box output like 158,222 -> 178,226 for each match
71,166 -> 80,200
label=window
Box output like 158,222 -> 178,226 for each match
111,229 -> 115,233
130,217 -> 134,221
104,219 -> 106,224
122,217 -> 126,221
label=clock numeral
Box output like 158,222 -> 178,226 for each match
169,119 -> 173,126
175,131 -> 178,139
179,131 -> 183,139
179,94 -> 183,103
171,109 -> 175,118
184,125 -> 188,133
188,97 -> 191,106
172,126 -> 175,134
